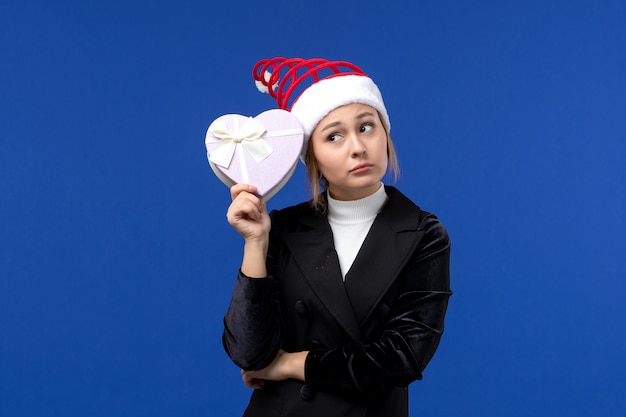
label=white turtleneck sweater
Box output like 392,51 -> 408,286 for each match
327,184 -> 389,280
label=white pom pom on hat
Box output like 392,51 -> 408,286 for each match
252,57 -> 390,159
255,70 -> 276,94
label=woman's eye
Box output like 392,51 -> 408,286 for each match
328,134 -> 341,142
360,123 -> 373,133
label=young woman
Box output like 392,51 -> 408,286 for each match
222,57 -> 451,417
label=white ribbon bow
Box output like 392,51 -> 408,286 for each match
206,117 -> 273,168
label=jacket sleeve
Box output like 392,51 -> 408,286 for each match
221,211 -> 283,371
304,214 -> 452,395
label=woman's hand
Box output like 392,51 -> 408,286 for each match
227,184 -> 270,243
227,184 -> 271,278
241,350 -> 308,389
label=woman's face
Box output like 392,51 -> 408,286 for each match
310,103 -> 388,201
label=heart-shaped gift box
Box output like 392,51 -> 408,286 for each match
205,109 -> 304,202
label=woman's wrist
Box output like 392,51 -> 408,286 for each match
240,238 -> 269,278
285,351 -> 308,381
243,236 -> 269,253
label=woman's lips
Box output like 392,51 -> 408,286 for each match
350,163 -> 373,173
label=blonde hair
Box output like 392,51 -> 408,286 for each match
305,113 -> 400,212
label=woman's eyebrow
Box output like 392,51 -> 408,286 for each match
320,121 -> 341,132
356,111 -> 376,119
320,112 -> 376,132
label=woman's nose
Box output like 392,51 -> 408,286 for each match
349,134 -> 366,157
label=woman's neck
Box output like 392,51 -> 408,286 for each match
327,184 -> 387,224
327,182 -> 383,201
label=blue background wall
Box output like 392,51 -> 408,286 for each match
1,1 -> 625,416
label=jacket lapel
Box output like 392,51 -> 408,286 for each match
283,208 -> 363,342
344,186 -> 425,325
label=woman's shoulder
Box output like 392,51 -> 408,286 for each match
270,199 -> 314,220
384,185 -> 449,243
268,198 -> 323,236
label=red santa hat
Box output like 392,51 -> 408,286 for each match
252,57 -> 391,156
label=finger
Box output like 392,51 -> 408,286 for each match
250,378 -> 264,389
230,188 -> 262,210
228,197 -> 262,222
242,372 -> 264,389
230,183 -> 258,201
243,378 -> 263,389
236,192 -> 263,211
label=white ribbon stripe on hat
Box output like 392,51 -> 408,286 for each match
206,117 -> 273,168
